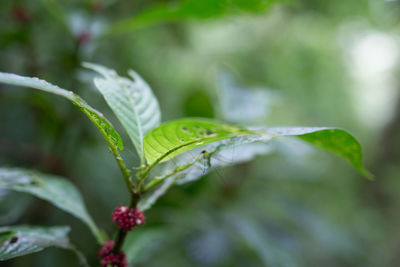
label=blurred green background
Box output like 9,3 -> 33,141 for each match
1,0 -> 400,266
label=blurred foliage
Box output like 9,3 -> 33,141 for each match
1,0 -> 400,266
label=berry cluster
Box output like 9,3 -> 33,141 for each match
98,241 -> 127,267
112,206 -> 145,231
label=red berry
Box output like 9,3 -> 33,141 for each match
98,240 -> 114,258
112,206 -> 145,231
98,241 -> 127,267
100,253 -> 127,267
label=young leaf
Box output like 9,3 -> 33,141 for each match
84,63 -> 161,164
0,168 -> 106,244
0,226 -> 70,261
0,72 -> 123,151
143,118 -> 254,167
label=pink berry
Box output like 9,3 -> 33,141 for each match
98,240 -> 114,258
112,206 -> 145,231
98,241 -> 127,267
100,253 -> 127,267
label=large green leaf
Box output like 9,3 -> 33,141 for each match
0,72 -> 123,151
143,118 -> 253,167
110,0 -> 279,34
84,63 -> 161,164
140,124 -> 371,209
0,226 -> 69,261
0,168 -> 105,244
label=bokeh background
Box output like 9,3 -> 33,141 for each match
1,0 -> 400,266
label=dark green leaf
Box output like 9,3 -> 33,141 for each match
0,226 -> 70,261
123,228 -> 166,264
0,168 -> 106,244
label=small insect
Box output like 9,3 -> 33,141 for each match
198,145 -> 232,178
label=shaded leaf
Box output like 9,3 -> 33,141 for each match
84,63 -> 161,164
123,228 -> 167,264
218,70 -> 280,123
143,118 -> 253,166
225,214 -> 299,266
0,71 -> 123,151
0,226 -> 70,261
0,190 -> 31,225
0,168 -> 105,244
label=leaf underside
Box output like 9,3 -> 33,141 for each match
84,62 -> 161,164
0,168 -> 105,244
143,118 -> 254,166
0,72 -> 123,151
140,122 -> 371,210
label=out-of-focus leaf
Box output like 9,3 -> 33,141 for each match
143,118 -> 254,166
84,63 -> 161,164
218,71 -> 280,123
0,168 -> 105,244
0,71 -> 123,151
0,190 -> 30,225
225,214 -> 299,267
109,0 -> 280,34
139,175 -> 178,211
0,226 -> 70,261
123,228 -> 167,264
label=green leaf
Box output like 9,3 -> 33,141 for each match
84,63 -> 161,164
123,228 -> 166,264
143,118 -> 253,167
266,127 -> 372,179
0,168 -> 106,244
140,125 -> 371,210
0,71 -> 123,151
0,191 -> 31,225
110,0 -> 280,34
0,226 -> 70,261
